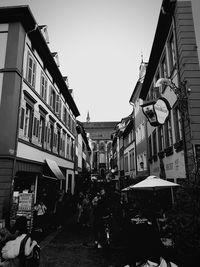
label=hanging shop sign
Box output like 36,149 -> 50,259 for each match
141,97 -> 171,127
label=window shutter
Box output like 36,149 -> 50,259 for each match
53,126 -> 58,153
46,121 -> 51,151
49,86 -> 52,107
19,100 -> 26,138
32,110 -> 40,145
55,94 -> 60,115
32,61 -> 36,87
59,99 -> 62,118
44,79 -> 47,101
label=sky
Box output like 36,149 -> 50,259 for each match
0,0 -> 162,122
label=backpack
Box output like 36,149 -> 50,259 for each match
1,234 -> 26,259
19,234 -> 40,267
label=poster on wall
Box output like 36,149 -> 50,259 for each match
10,191 -> 34,231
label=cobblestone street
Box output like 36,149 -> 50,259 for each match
39,216 -> 125,267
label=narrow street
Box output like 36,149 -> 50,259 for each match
39,215 -> 125,267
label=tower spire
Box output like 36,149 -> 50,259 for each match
86,111 -> 90,122
141,51 -> 143,63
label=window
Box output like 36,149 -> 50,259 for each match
24,104 -> 33,139
27,53 -> 36,88
152,130 -> 157,156
130,149 -> 135,171
55,94 -> 61,117
173,106 -> 182,142
49,123 -> 54,151
40,72 -> 47,101
49,86 -> 56,111
168,33 -> 176,72
63,107 -> 67,125
19,92 -> 36,141
57,128 -> 61,154
66,134 -> 70,158
71,140 -> 75,160
154,72 -> 160,98
62,131 -> 66,157
124,153 -> 128,172
68,114 -> 72,131
165,115 -> 173,147
124,135 -> 128,148
67,112 -> 70,129
148,136 -> 152,158
161,55 -> 168,79
32,116 -> 39,137
160,55 -> 168,93
38,116 -> 45,146
19,107 -> 25,130
158,125 -> 164,151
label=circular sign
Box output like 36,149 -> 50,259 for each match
154,98 -> 170,124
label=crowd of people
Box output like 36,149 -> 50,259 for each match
33,189 -> 76,234
73,186 -> 178,267
0,185 -> 178,267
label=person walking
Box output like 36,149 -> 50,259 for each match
33,200 -> 47,233
1,216 -> 38,267
92,188 -> 111,248
80,193 -> 91,228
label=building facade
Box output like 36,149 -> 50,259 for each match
75,121 -> 91,192
129,62 -> 149,180
82,121 -> 118,180
0,6 -> 80,225
139,0 -> 200,182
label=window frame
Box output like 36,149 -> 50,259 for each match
40,71 -> 47,101
26,52 -> 36,88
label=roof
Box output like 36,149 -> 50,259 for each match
0,5 -> 80,117
139,0 -> 175,100
83,121 -> 119,129
129,81 -> 142,104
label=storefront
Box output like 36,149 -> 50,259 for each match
10,159 -> 66,231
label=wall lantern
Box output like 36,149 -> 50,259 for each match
141,97 -> 171,127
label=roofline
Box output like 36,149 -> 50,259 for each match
129,81 -> 142,104
139,0 -> 175,100
0,5 -> 80,117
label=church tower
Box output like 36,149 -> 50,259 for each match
86,111 -> 90,123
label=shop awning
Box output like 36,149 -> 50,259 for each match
45,159 -> 65,180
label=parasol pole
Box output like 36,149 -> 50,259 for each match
171,187 -> 174,204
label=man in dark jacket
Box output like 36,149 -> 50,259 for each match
92,188 -> 111,248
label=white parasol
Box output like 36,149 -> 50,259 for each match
129,175 -> 179,190
122,175 -> 180,203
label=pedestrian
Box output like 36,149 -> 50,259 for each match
92,188 -> 111,248
80,193 -> 91,228
0,227 -> 15,266
76,192 -> 84,224
1,216 -> 38,267
33,200 -> 47,233
54,190 -> 65,229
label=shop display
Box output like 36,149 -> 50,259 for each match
10,191 -> 34,231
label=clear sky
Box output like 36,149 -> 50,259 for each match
0,0 -> 162,122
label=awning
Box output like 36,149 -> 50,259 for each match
45,159 -> 65,180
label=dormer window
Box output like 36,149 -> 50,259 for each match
38,25 -> 49,44
51,52 -> 60,67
